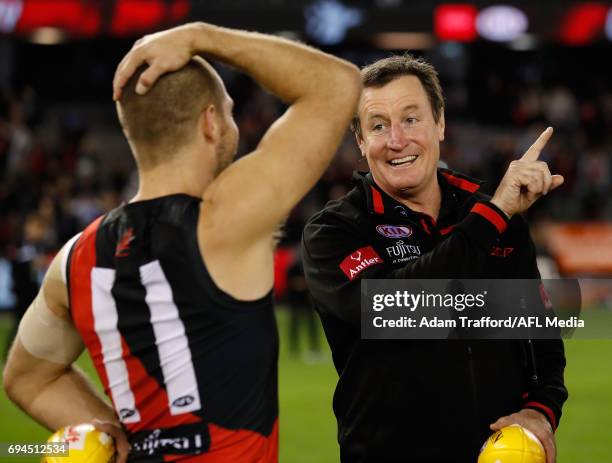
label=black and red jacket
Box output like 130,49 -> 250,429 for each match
301,169 -> 567,463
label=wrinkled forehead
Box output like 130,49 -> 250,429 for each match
359,75 -> 430,118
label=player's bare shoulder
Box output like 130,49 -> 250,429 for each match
197,160 -> 276,301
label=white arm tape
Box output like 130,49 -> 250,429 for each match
60,233 -> 82,284
17,292 -> 84,365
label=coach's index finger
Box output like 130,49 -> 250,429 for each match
521,126 -> 554,162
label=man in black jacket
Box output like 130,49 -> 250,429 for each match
301,55 -> 567,463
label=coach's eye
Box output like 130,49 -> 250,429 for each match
371,123 -> 385,131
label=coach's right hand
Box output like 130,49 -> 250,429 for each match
490,127 -> 564,218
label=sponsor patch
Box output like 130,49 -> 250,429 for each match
130,422 -> 210,457
376,224 -> 413,238
340,246 -> 383,280
385,240 -> 422,264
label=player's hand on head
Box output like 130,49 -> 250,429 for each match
113,23 -> 199,100
490,409 -> 556,463
490,127 -> 564,218
92,419 -> 131,463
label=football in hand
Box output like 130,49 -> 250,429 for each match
42,423 -> 116,463
478,424 -> 545,463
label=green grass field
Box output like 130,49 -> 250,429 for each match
0,310 -> 611,462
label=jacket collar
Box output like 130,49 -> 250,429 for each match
353,168 -> 484,220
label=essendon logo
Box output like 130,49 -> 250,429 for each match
490,246 -> 514,257
339,246 -> 383,280
376,224 -> 412,238
115,228 -> 135,257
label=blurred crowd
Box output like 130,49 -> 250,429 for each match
0,48 -> 611,348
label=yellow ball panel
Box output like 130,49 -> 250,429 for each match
478,425 -> 545,463
42,423 -> 116,463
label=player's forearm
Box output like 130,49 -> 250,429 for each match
5,365 -> 118,431
188,22 -> 360,105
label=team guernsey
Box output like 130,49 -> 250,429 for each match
66,194 -> 278,462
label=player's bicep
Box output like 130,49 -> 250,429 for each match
207,100 -> 351,240
4,290 -> 84,402
14,289 -> 84,366
5,236 -> 84,379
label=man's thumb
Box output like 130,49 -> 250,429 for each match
550,175 -> 564,190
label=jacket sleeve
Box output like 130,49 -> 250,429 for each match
512,218 -> 568,431
301,200 -> 508,324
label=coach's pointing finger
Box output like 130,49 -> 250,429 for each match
521,127 -> 553,162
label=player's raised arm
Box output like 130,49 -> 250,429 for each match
114,22 -> 361,238
203,23 -> 362,235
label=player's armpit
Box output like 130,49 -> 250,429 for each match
203,96 -> 359,245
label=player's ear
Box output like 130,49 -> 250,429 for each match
200,104 -> 220,144
437,112 -> 445,142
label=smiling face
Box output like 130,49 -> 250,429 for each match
357,75 -> 445,200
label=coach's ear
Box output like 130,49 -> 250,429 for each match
200,104 -> 221,145
356,133 -> 367,159
437,112 -> 445,142
354,120 -> 367,159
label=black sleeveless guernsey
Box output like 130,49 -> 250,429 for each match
66,195 -> 278,462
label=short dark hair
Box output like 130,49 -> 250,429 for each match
117,56 -> 224,170
351,53 -> 444,138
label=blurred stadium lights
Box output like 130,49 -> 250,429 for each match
0,0 -> 190,37
373,32 -> 434,50
558,2 -> 609,45
110,0 -> 190,37
29,26 -> 66,44
0,0 -> 22,33
374,0 -> 402,8
304,0 -> 364,45
434,4 -> 478,42
438,41 -> 465,59
0,1 -> 611,47
606,7 -> 612,40
475,5 -> 528,42
508,33 -> 538,51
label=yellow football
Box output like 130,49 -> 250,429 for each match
42,423 -> 116,463
478,424 -> 545,463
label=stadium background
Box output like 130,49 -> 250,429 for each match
0,0 -> 611,461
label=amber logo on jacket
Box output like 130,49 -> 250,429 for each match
340,246 -> 383,280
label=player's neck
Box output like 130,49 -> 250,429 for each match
131,147 -> 216,202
